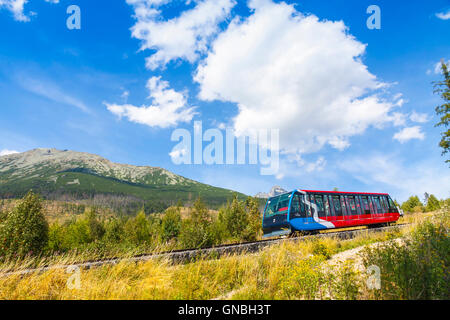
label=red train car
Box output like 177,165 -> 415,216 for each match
262,189 -> 401,238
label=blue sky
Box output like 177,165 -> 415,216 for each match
0,0 -> 449,202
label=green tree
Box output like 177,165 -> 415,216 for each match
179,197 -> 214,249
0,191 -> 49,258
224,195 -> 248,240
425,194 -> 441,212
85,209 -> 105,241
124,210 -> 151,244
401,196 -> 424,213
160,206 -> 182,243
433,60 -> 450,163
104,217 -> 125,243
242,197 -> 262,241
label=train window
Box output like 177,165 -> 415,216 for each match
380,196 -> 389,213
324,195 -> 330,217
332,195 -> 342,216
290,194 -> 307,218
306,195 -> 314,217
372,196 -> 382,213
361,196 -> 371,214
388,197 -> 399,213
346,196 -> 357,216
340,196 -> 348,216
355,196 -> 362,215
314,195 -> 326,218
327,195 -> 335,216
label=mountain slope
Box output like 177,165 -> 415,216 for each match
0,149 -> 245,208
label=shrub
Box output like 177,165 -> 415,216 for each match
425,194 -> 441,212
104,217 -> 125,243
217,196 -> 262,242
312,241 -> 333,259
179,198 -> 214,249
361,213 -> 449,299
124,210 -> 152,245
160,207 -> 182,243
0,191 -> 49,258
47,223 -> 66,252
401,195 -> 424,213
85,209 -> 105,241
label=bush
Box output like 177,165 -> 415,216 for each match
425,194 -> 441,212
124,210 -> 152,245
160,207 -> 182,243
179,198 -> 214,249
361,213 -> 449,299
216,196 -> 262,242
85,209 -> 105,241
401,195 -> 424,213
0,191 -> 49,258
104,217 -> 125,243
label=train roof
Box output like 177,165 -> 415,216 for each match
298,189 -> 389,196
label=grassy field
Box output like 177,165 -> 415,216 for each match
0,210 -> 447,300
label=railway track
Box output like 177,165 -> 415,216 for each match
1,223 -> 410,277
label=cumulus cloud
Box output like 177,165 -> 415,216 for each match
436,10 -> 450,20
106,76 -> 196,128
393,126 -> 425,143
0,149 -> 19,156
126,0 -> 236,70
0,0 -> 59,22
195,0 -> 402,156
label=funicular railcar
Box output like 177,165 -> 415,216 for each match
262,190 -> 400,238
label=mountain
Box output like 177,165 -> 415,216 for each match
0,148 -> 246,210
255,186 -> 288,199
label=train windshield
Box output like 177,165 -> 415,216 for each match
264,193 -> 291,218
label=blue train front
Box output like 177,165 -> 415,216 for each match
262,190 -> 400,238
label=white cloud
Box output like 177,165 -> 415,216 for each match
410,111 -> 430,123
195,0 -> 401,156
169,147 -> 188,163
436,10 -> 450,20
393,126 -> 425,143
126,0 -> 236,70
0,0 -> 29,21
106,76 -> 196,128
388,112 -> 407,127
0,149 -> 19,156
0,0 -> 59,22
